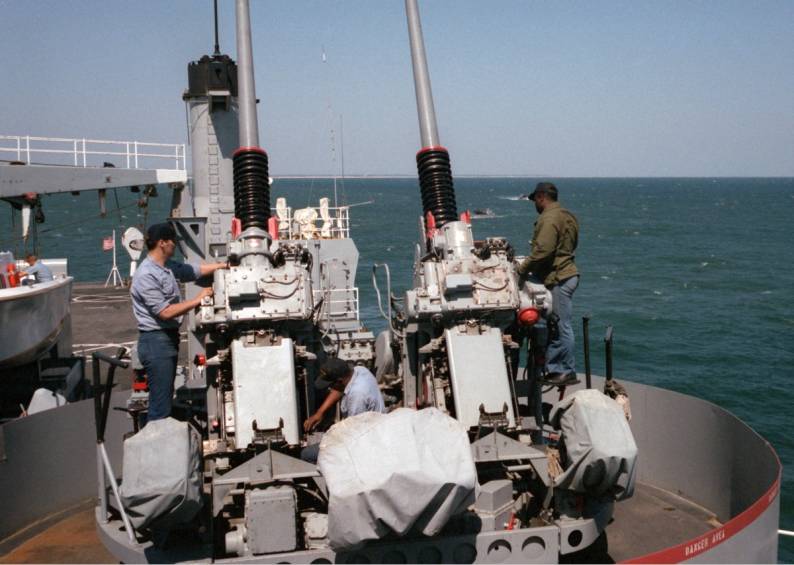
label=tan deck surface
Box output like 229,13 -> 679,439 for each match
0,482 -> 718,563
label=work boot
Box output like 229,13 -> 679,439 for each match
542,372 -> 579,387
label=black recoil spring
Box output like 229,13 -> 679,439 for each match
416,147 -> 458,227
233,148 -> 271,231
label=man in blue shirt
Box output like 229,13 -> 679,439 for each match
301,358 -> 385,462
20,254 -> 54,284
130,222 -> 227,421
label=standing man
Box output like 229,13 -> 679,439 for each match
301,358 -> 386,462
130,222 -> 227,421
20,254 -> 54,284
517,182 -> 580,386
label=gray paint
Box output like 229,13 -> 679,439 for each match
0,391 -> 128,543
186,100 -> 238,234
404,0 -> 441,148
234,0 -> 260,149
0,163 -> 185,198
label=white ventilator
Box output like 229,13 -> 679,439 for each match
319,197 -> 332,238
121,227 -> 145,278
293,207 -> 318,240
276,197 -> 291,237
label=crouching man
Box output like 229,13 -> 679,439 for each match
301,358 -> 385,463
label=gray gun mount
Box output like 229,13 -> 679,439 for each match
136,2 -> 374,558
390,218 -> 552,423
406,221 -> 521,319
199,228 -> 315,325
172,215 -> 375,558
371,211 -> 622,559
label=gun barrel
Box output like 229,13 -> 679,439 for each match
404,0 -> 458,229
405,0 -> 440,148
235,0 -> 259,148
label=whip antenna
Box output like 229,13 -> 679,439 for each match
213,0 -> 221,56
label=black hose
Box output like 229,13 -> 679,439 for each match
233,147 -> 271,231
416,146 -> 457,227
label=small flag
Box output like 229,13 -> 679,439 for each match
102,236 -> 114,251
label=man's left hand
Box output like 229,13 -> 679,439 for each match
304,413 -> 322,432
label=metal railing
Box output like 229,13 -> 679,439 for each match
313,287 -> 360,321
0,134 -> 186,171
273,205 -> 351,240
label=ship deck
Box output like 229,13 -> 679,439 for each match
70,283 -> 140,389
0,283 -> 776,563
71,282 -> 195,388
0,481 -> 717,563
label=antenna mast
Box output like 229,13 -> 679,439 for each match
213,0 -> 221,56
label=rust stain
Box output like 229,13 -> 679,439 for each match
0,508 -> 115,564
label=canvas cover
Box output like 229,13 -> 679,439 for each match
550,389 -> 638,500
318,408 -> 478,551
119,417 -> 202,530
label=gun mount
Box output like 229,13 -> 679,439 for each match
95,1 -> 634,562
366,0 -> 637,558
97,1 -> 375,560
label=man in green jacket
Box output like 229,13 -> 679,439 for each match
517,182 -> 580,386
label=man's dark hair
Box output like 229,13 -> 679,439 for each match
25,253 -> 37,261
145,222 -> 177,250
316,358 -> 354,390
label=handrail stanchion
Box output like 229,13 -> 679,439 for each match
605,326 -> 614,384
583,315 -> 592,388
25,135 -> 30,164
16,136 -> 21,161
134,141 -> 138,168
92,358 -> 108,522
92,348 -> 136,544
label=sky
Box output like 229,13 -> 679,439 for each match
1,0 -> 792,177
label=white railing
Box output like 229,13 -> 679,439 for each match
272,205 -> 351,240
314,287 -> 360,321
0,135 -> 186,171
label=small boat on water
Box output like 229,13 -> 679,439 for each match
471,207 -> 496,218
0,269 -> 73,369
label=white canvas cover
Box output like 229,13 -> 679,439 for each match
119,418 -> 203,530
319,197 -> 332,238
318,408 -> 478,551
550,389 -> 638,500
26,388 -> 67,414
294,207 -> 318,239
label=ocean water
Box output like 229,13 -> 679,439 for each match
2,176 -> 792,559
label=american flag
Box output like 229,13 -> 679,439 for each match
102,236 -> 114,251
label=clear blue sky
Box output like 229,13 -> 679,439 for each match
2,0 -> 792,177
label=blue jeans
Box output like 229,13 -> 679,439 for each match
301,443 -> 320,464
547,275 -> 579,375
137,329 -> 180,421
